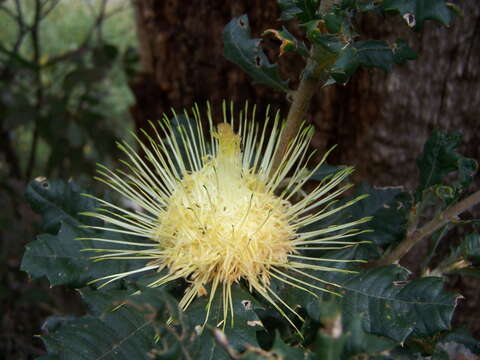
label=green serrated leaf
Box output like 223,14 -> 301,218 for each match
21,179 -> 144,288
343,316 -> 398,357
41,288 -> 186,359
323,12 -> 343,33
25,178 -> 100,233
21,221 -> 141,288
278,0 -> 320,22
341,265 -> 459,343
382,0 -> 455,31
416,130 -> 478,200
354,40 -> 394,72
348,183 -> 408,248
310,332 -> 347,360
330,46 -> 359,84
392,40 -> 418,64
223,15 -> 289,92
440,328 -> 480,354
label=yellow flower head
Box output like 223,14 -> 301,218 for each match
81,103 -> 369,330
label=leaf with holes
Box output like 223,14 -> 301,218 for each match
21,179 -> 144,288
21,221 -> 142,288
25,178 -> 100,233
223,15 -> 289,92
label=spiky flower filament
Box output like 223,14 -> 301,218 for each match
80,103 -> 370,330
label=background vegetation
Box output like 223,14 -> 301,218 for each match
1,0 -> 479,359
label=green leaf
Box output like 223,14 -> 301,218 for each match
25,178 -> 100,233
341,265 -> 459,343
41,288 -> 187,359
348,183 -> 408,248
21,221 -> 141,288
330,39 -> 417,84
277,0 -> 320,22
343,316 -> 398,357
268,334 -> 306,359
416,130 -> 478,199
460,233 -> 480,261
355,40 -> 394,72
382,0 -> 454,31
186,284 -> 264,360
223,15 -> 289,92
392,40 -> 418,64
309,332 -> 347,360
22,179 -> 144,288
330,46 -> 359,84
440,328 -> 480,354
323,12 -> 343,34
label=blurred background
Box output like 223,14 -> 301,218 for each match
0,0 -> 479,358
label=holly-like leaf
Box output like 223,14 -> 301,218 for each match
185,284 -> 264,360
355,40 -> 394,72
382,0 -> 454,31
347,183 -> 408,248
343,316 -> 398,358
392,40 -> 418,65
223,15 -> 289,92
41,288 -> 192,359
277,0 -> 320,22
21,221 -> 142,288
341,265 -> 459,343
330,40 -> 417,84
416,130 -> 478,199
21,179 -> 144,288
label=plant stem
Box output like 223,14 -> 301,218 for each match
371,190 -> 480,267
270,0 -> 342,175
271,58 -> 328,174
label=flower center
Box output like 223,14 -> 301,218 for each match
153,124 -> 295,289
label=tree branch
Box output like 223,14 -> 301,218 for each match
370,190 -> 480,267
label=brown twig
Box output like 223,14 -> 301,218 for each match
270,0 -> 342,175
370,190 -> 480,268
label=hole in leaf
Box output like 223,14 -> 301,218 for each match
403,13 -> 416,27
241,300 -> 252,310
254,56 -> 262,67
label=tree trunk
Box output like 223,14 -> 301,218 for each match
130,0 -> 480,335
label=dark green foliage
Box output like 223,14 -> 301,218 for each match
21,179 -> 142,288
224,1 -> 456,88
17,1 -> 479,358
341,265 -> 458,342
22,130 -> 479,359
416,130 -> 477,201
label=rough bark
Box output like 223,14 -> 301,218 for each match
130,0 -> 480,335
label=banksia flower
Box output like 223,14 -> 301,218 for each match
80,103 -> 369,330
